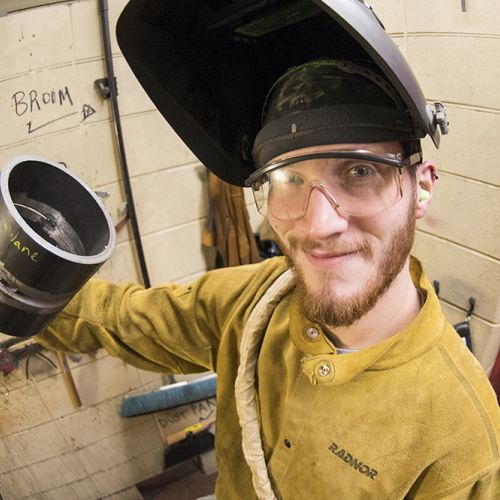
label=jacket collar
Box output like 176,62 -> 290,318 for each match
288,256 -> 447,386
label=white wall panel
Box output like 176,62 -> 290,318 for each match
0,4 -> 72,80
407,36 -> 500,109
418,172 -> 500,259
414,232 -> 500,323
423,106 -> 500,186
405,0 -> 500,36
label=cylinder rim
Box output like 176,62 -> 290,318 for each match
0,155 -> 116,265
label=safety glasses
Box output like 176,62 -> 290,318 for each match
245,150 -> 422,221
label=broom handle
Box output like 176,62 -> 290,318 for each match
56,351 -> 82,409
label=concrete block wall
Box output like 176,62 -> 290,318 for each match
0,348 -> 212,499
0,0 -> 218,497
370,0 -> 500,374
0,350 -> 166,499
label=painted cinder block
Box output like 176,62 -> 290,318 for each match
68,0 -> 103,63
406,36 -> 500,109
417,172 -> 500,259
25,477 -> 101,500
413,232 -> 500,324
0,4 -> 72,80
80,119 -> 121,187
94,239 -> 141,283
76,418 -> 163,475
423,105 -> 500,187
36,355 -> 143,419
0,66 -> 82,147
73,58 -> 113,125
243,186 -> 255,205
131,163 -> 209,236
440,301 -> 500,376
120,111 -> 198,177
90,447 -> 164,497
142,219 -> 211,285
0,59 -> 120,150
33,372 -> 84,421
247,200 -> 265,234
2,67 -> 110,148
1,364 -> 37,393
0,437 -> 17,474
138,366 -> 167,386
367,0 -> 405,35
0,128 -> 89,187
56,394 -> 153,449
72,355 -> 142,407
2,421 -> 69,471
0,485 -> 15,500
28,451 -> 88,492
404,0 -> 500,36
89,179 -> 130,245
0,384 -> 52,438
0,464 -> 42,498
113,56 -> 157,115
70,0 -> 129,62
63,349 -> 108,371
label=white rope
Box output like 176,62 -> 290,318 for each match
234,269 -> 294,500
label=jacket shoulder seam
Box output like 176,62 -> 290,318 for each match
438,344 -> 499,461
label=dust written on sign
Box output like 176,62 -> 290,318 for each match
10,85 -> 96,134
156,398 -> 216,429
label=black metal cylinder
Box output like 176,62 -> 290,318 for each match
0,156 -> 116,337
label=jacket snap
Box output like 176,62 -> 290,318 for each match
305,327 -> 320,341
318,363 -> 330,376
317,361 -> 332,378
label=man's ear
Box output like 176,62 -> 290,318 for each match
415,160 -> 437,220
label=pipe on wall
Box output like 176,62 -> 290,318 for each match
98,0 -> 151,288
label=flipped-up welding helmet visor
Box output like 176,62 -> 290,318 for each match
116,0 -> 448,186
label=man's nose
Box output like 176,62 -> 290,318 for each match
300,185 -> 349,238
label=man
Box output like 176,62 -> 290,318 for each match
37,1 -> 499,498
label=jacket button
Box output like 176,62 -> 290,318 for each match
318,363 -> 331,377
284,438 -> 291,448
305,327 -> 319,340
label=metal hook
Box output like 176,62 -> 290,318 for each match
466,297 -> 476,320
433,280 -> 440,297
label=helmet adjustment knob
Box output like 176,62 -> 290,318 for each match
433,102 -> 449,135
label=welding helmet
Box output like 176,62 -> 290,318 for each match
117,0 -> 448,186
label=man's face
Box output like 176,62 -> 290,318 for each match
268,142 -> 418,328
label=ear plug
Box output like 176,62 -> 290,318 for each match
419,189 -> 431,202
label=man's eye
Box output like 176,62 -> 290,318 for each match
349,164 -> 375,178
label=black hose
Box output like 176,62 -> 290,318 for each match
0,336 -> 26,349
98,0 -> 151,288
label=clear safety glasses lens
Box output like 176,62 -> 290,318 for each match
250,155 -> 406,221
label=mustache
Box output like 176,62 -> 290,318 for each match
287,236 -> 374,258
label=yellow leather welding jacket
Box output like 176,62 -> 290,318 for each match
36,257 -> 500,499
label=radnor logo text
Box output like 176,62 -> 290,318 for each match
328,442 -> 378,480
